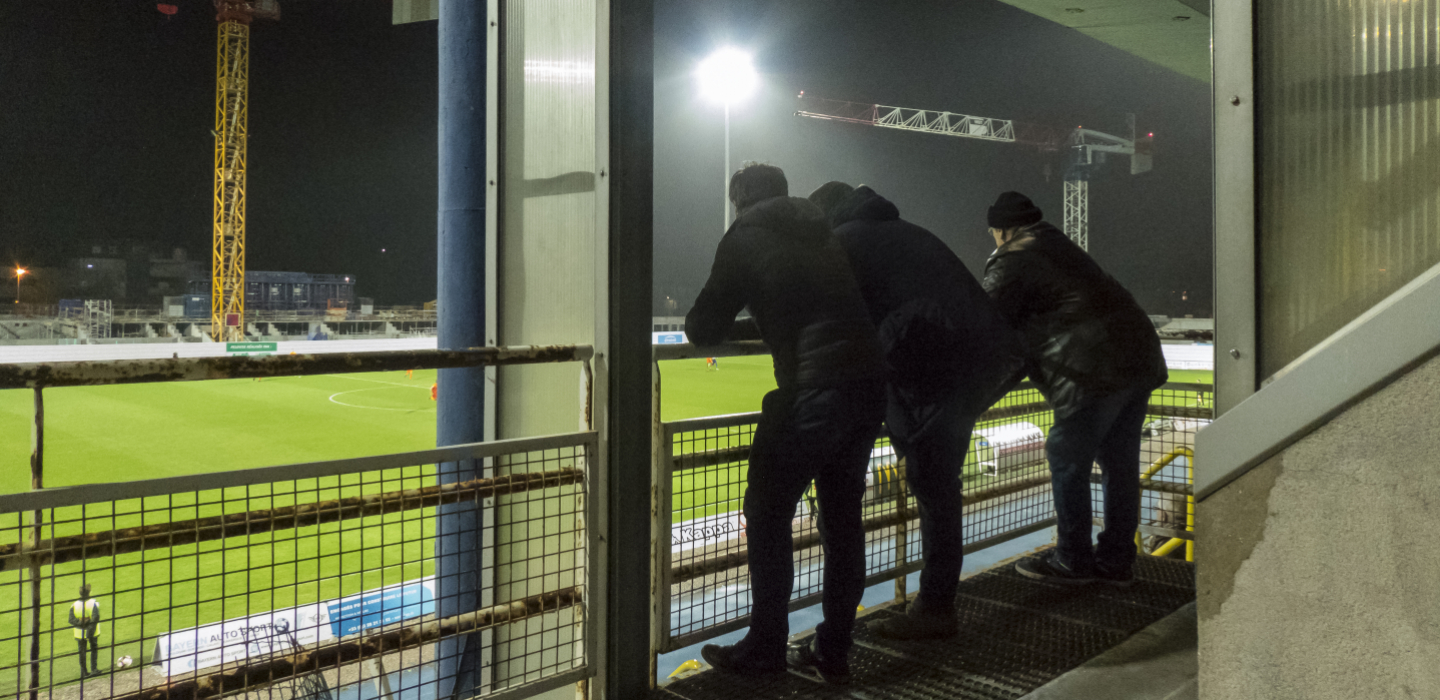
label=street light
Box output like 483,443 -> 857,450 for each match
697,47 -> 758,230
14,267 -> 27,304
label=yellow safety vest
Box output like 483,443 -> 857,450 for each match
71,599 -> 99,639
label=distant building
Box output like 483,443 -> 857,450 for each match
62,241 -> 205,304
187,271 -> 357,312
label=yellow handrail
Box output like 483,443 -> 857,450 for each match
1138,447 -> 1194,562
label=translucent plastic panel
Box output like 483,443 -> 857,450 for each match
1257,0 -> 1440,378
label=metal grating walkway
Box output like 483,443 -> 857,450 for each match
652,548 -> 1195,700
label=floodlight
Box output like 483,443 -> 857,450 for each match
697,48 -> 758,105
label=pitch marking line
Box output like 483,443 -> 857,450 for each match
328,387 -> 435,412
331,374 -> 427,389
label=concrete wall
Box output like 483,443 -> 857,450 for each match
1198,353 -> 1440,698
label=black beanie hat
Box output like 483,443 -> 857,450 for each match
988,191 -> 1043,229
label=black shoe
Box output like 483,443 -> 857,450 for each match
1095,563 -> 1137,588
1016,552 -> 1096,586
786,637 -> 850,685
700,643 -> 784,677
868,606 -> 958,640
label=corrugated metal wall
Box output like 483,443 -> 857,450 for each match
1257,0 -> 1440,378
498,0 -> 598,440
493,0 -> 599,691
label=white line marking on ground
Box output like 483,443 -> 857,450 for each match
328,388 -> 436,412
331,375 -> 429,389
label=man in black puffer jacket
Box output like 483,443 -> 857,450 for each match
980,191 -> 1167,587
810,182 -> 1021,639
688,164 -> 884,685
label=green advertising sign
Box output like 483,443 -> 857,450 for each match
226,342 -> 278,354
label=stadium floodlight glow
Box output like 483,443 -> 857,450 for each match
697,47 -> 759,230
697,47 -> 758,105
13,267 -> 25,304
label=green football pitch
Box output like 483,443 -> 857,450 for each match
0,358 -> 1210,690
0,358 -> 1213,492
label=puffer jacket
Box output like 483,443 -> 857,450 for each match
686,196 -> 883,389
830,186 -> 1022,407
982,221 -> 1167,414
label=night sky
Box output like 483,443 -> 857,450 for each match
1,1 -> 1212,314
655,0 -> 1213,317
0,0 -> 438,304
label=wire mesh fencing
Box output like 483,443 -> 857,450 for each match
655,380 -> 1210,651
0,432 -> 595,700
1121,382 -> 1211,561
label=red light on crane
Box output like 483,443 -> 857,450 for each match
157,3 -> 178,14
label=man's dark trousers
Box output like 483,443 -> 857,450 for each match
77,636 -> 98,675
885,385 -> 981,614
741,381 -> 883,662
1044,383 -> 1151,573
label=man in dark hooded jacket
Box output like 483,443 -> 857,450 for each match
688,163 -> 884,684
980,191 -> 1167,586
809,182 -> 1021,639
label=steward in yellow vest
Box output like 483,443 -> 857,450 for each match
68,584 -> 102,677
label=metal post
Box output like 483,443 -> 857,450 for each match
892,459 -> 908,608
1186,459 -> 1195,563
437,1 -> 488,697
27,388 -> 43,700
606,0 -> 655,695
723,102 -> 731,231
363,628 -> 395,700
649,360 -> 670,680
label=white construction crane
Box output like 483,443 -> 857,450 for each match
795,94 -> 1152,251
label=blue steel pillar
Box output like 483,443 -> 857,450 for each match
436,1 -> 487,698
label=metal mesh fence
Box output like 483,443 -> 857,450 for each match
0,432 -> 594,700
1120,382 -> 1209,560
659,381 -> 1209,649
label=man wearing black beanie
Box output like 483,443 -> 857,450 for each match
981,191 -> 1167,587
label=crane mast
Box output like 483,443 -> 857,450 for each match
212,12 -> 249,341
210,1 -> 277,342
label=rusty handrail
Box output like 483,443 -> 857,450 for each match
0,467 -> 585,572
0,344 -> 593,389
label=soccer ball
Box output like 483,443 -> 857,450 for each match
115,656 -> 133,670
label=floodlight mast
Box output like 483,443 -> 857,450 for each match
697,48 -> 758,230
794,94 -> 1150,251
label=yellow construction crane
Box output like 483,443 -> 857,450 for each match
211,0 -> 278,341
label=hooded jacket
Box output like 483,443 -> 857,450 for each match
982,221 -> 1167,413
829,187 -> 1022,407
686,196 -> 882,389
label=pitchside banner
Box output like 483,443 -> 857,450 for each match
325,577 -> 435,637
226,341 -> 278,357
155,603 -> 330,676
155,577 -> 435,676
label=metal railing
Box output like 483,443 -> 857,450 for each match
650,342 -> 1209,657
0,345 -> 597,700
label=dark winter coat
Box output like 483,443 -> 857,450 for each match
686,196 -> 883,389
829,187 -> 1022,408
982,221 -> 1167,414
